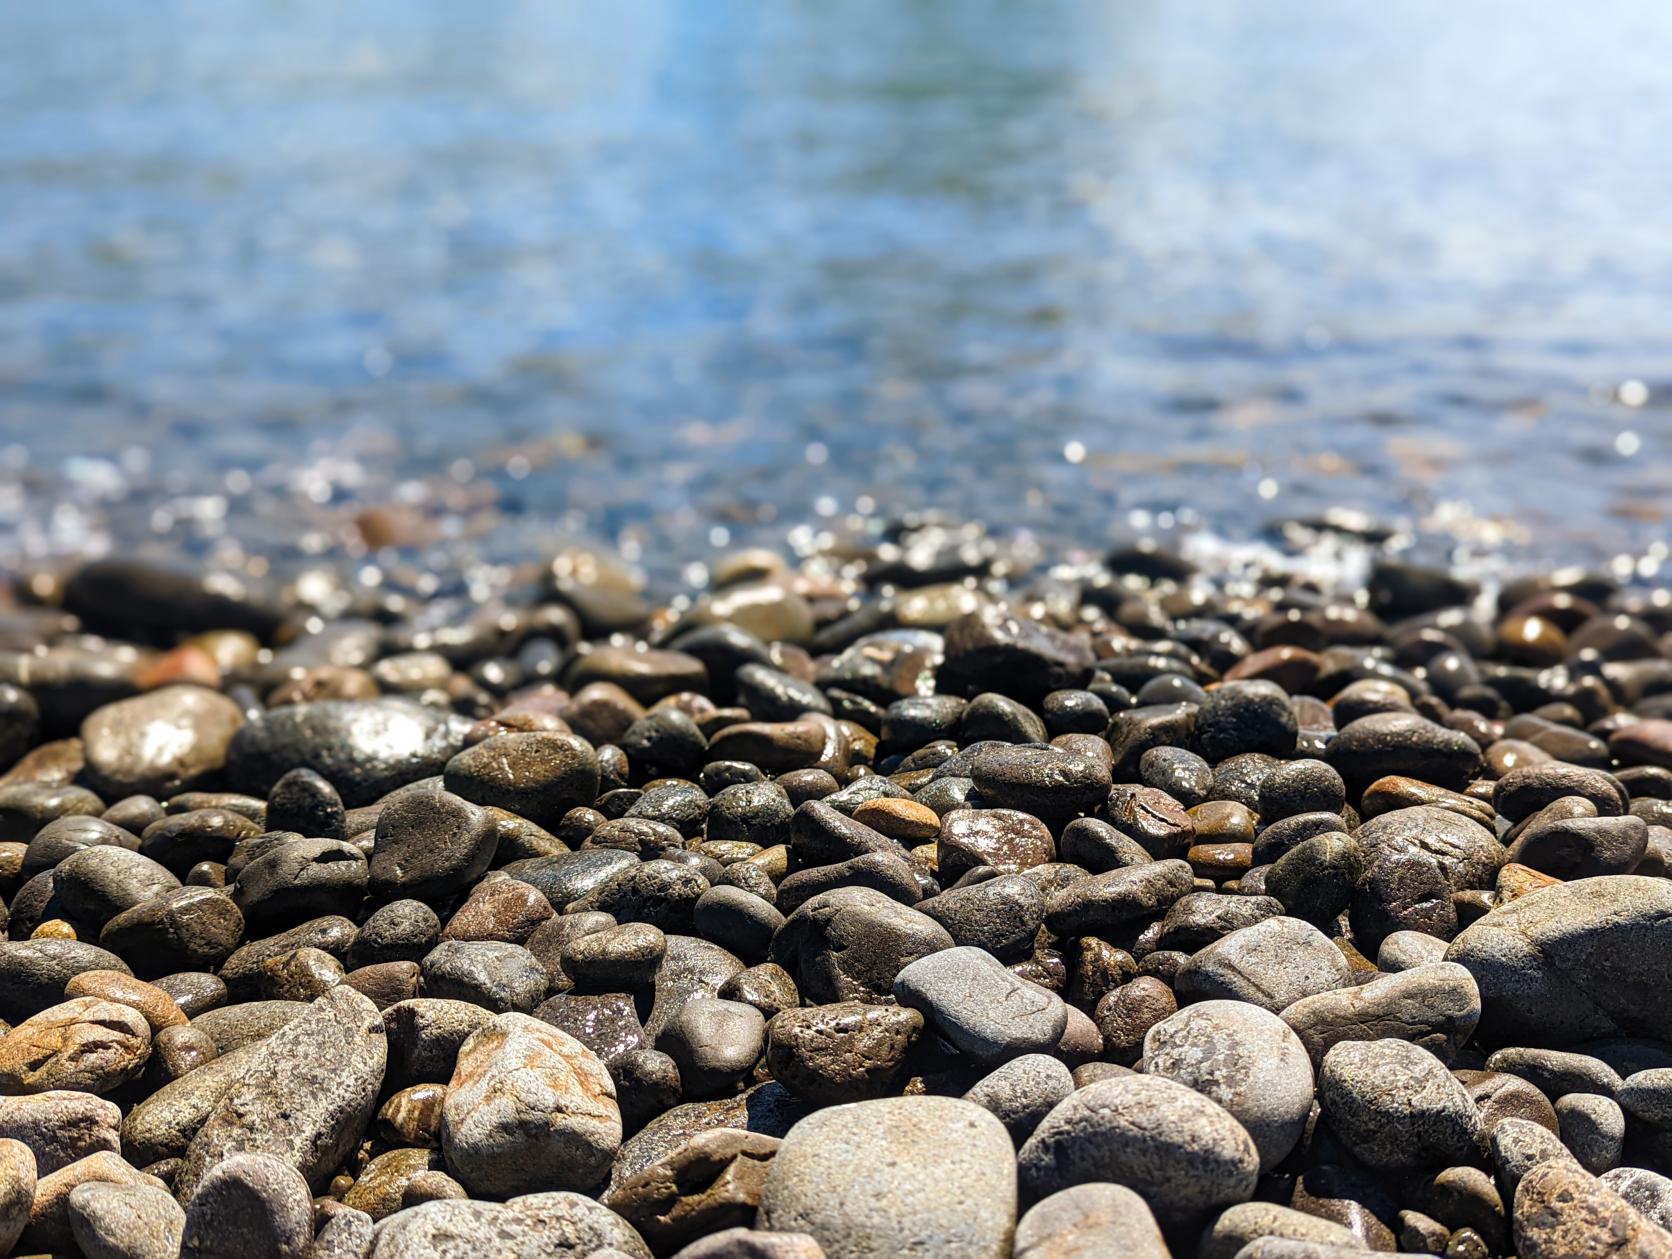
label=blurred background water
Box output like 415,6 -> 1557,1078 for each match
2,0 -> 1670,587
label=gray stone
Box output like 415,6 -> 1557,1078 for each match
1175,916 -> 1353,1013
1446,875 -> 1672,1046
54,844 -> 181,925
758,1096 -> 1016,1259
420,940 -> 549,1013
1326,712 -> 1482,794
670,1227 -> 823,1259
1376,930 -> 1449,972
1198,1203 -> 1362,1259
383,998 -> 495,1088
0,938 -> 132,1022
894,945 -> 1068,1066
181,1153 -> 313,1259
1017,1074 -> 1260,1229
1600,1167 -> 1672,1231
1013,1183 -> 1168,1259
1486,1046 -> 1622,1099
963,1054 -> 1075,1146
367,1194 -> 649,1259
175,986 -> 387,1199
918,874 -> 1044,962
1556,1093 -> 1624,1174
0,1090 -> 121,1175
769,886 -> 952,1005
1620,1067 -> 1672,1128
441,1013 -> 621,1197
656,996 -> 766,1099
1319,1039 -> 1480,1170
1279,962 -> 1480,1065
1042,859 -> 1194,937
1489,1117 -> 1578,1200
1143,1000 -> 1313,1170
310,1206 -> 376,1259
443,732 -> 600,828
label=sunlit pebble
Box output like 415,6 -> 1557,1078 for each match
1616,430 -> 1642,457
1258,478 -> 1280,500
805,442 -> 829,466
506,455 -> 531,480
1619,379 -> 1650,407
1063,440 -> 1086,464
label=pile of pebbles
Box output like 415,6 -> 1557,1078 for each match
2,535 -> 1672,1259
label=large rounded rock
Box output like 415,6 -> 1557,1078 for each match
769,887 -> 953,1005
1327,712 -> 1482,795
1318,1039 -> 1480,1170
764,1003 -> 922,1105
0,997 -> 151,1094
758,1096 -> 1017,1259
0,1091 -> 122,1174
1446,875 -> 1672,1046
1142,1000 -> 1313,1170
80,686 -> 245,800
1513,1161 -> 1672,1258
370,790 -> 500,902
1017,1075 -> 1259,1229
1174,916 -> 1353,1013
67,1180 -> 184,1259
174,986 -> 387,1200
180,1153 -> 312,1259
227,699 -> 471,807
0,939 -> 133,1023
441,1012 -> 621,1197
1280,961 -> 1480,1065
0,1138 -> 33,1256
444,732 -> 600,828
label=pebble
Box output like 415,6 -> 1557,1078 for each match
1280,961 -> 1481,1065
0,997 -> 151,1094
80,686 -> 246,801
66,1180 -> 185,1259
1175,915 -> 1353,1012
0,1138 -> 33,1256
180,1152 -> 313,1259
1012,1182 -> 1169,1259
0,1090 -> 122,1174
1018,1074 -> 1259,1229
1142,999 -> 1314,1170
1512,1161 -> 1672,1258
1318,1039 -> 1480,1169
962,1053 -> 1075,1145
893,945 -> 1068,1065
764,1001 -> 922,1104
441,1013 -> 621,1196
758,1095 -> 1017,1259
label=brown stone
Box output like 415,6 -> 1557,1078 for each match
938,808 -> 1055,881
1513,1161 -> 1672,1258
764,1003 -> 923,1105
441,878 -> 554,943
851,798 -> 941,843
64,970 -> 187,1033
23,1151 -> 168,1252
0,997 -> 151,1094
378,1083 -> 448,1148
602,1129 -> 781,1251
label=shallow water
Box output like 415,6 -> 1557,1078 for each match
1,0 -> 1670,588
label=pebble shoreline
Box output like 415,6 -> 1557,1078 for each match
2,526 -> 1672,1258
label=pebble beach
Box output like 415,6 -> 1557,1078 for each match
2,527 -> 1672,1258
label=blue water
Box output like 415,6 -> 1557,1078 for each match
2,0 -> 1670,582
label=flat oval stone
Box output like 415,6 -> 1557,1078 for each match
758,1095 -> 1017,1259
894,946 -> 1068,1066
1327,712 -> 1483,795
769,887 -> 951,1005
1446,875 -> 1672,1046
80,686 -> 245,801
1280,962 -> 1480,1066
443,732 -> 601,828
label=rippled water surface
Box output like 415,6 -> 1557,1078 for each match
3,0 -> 1671,584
